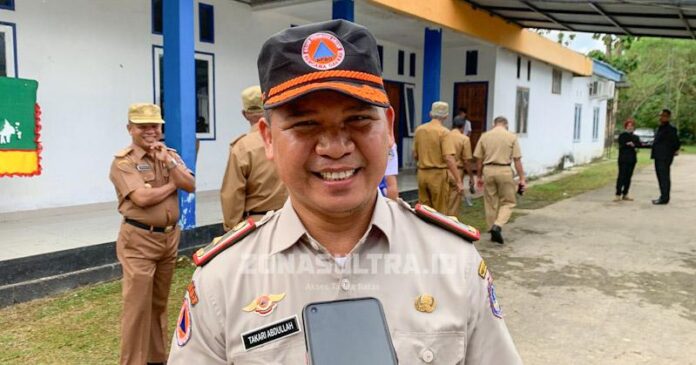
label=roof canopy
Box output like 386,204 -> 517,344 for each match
463,0 -> 696,39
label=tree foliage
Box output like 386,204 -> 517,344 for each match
593,36 -> 696,143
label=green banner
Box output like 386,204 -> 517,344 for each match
0,77 -> 38,151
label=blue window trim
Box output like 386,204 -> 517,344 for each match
0,0 -> 15,11
0,21 -> 18,77
151,0 -> 162,35
198,3 -> 214,44
151,45 -> 217,141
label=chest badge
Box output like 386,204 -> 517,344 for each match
136,163 -> 152,172
415,294 -> 436,313
242,293 -> 286,316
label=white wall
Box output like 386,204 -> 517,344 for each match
491,48 -> 607,176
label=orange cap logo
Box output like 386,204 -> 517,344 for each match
302,32 -> 345,70
242,293 -> 286,316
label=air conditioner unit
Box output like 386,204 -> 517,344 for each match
589,80 -> 615,100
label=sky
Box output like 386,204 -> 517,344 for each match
541,30 -> 607,55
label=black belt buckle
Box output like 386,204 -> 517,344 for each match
125,218 -> 174,233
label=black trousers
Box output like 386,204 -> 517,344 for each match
616,160 -> 636,196
654,158 -> 673,202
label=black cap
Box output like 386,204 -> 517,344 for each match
257,19 -> 389,109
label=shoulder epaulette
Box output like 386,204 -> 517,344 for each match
192,212 -> 273,266
114,147 -> 133,158
230,134 -> 246,147
167,147 -> 177,152
412,203 -> 480,243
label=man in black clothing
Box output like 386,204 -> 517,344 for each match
615,119 -> 640,202
651,109 -> 681,205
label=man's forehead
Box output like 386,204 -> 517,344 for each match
279,93 -> 378,116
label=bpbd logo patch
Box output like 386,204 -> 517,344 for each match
302,32 -> 345,70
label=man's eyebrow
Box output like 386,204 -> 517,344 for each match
344,104 -> 377,113
286,107 -> 318,118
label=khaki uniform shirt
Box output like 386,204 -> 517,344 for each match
169,196 -> 522,364
220,124 -> 288,231
446,129 -> 473,168
473,127 -> 522,165
109,144 -> 184,227
413,121 -> 456,169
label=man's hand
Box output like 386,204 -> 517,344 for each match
456,181 -> 465,193
150,142 -> 171,163
476,176 -> 484,191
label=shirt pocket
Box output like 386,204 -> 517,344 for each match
393,331 -> 466,365
230,336 -> 306,365
139,170 -> 156,183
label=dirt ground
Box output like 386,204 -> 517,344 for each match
475,155 -> 696,365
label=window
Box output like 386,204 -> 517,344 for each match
527,60 -> 531,81
592,107 -> 600,141
552,68 -> 562,94
465,50 -> 478,76
515,87 -> 529,134
153,47 -> 216,140
377,45 -> 383,71
573,104 -> 582,142
409,52 -> 416,77
516,56 -> 521,79
397,50 -> 404,76
152,0 -> 163,35
0,22 -> 17,77
0,0 -> 14,11
199,3 -> 214,43
404,84 -> 416,136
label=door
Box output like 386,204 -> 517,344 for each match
453,82 -> 488,150
384,81 -> 403,167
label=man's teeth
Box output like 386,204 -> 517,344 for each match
319,169 -> 356,181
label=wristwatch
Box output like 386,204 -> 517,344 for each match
166,158 -> 179,170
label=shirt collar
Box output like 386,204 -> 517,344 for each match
130,144 -> 149,161
270,194 -> 394,255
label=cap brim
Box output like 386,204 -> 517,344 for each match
264,80 -> 390,109
129,118 -> 165,124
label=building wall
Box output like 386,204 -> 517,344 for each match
492,48 -> 607,176
0,0 -> 425,213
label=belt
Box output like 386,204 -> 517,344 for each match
484,163 -> 511,166
124,218 -> 176,233
244,210 -> 268,217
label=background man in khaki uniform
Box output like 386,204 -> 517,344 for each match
445,117 -> 474,216
220,86 -> 287,230
474,116 -> 526,244
169,19 -> 521,364
109,103 -> 195,365
413,101 -> 462,214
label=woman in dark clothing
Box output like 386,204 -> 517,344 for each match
615,119 -> 641,201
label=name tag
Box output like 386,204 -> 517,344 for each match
136,164 -> 152,172
240,315 -> 301,351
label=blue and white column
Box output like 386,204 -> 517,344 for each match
421,27 -> 442,124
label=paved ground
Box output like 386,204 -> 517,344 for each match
475,155 -> 696,365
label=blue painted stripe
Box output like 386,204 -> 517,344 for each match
332,0 -> 354,22
422,27 -> 442,124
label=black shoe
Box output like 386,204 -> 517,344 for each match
490,225 -> 504,244
652,199 -> 669,205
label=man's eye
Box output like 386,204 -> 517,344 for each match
348,115 -> 373,123
291,121 -> 317,129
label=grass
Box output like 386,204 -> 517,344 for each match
0,151 -> 656,363
681,144 -> 696,154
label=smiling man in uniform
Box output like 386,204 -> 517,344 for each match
169,20 -> 521,364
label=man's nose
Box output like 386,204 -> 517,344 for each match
315,129 -> 354,159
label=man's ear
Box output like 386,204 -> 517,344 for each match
126,122 -> 133,136
385,107 -> 396,146
259,116 -> 274,160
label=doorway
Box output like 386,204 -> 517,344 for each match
453,81 -> 488,149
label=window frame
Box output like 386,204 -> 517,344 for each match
152,46 -> 217,140
0,21 -> 18,77
573,104 -> 582,142
151,0 -> 162,35
403,83 -> 417,137
465,50 -> 478,76
592,107 -> 600,141
409,52 -> 416,78
516,56 -> 521,79
515,87 -> 529,135
198,2 -> 215,44
397,50 -> 404,76
552,68 -> 562,94
377,45 -> 384,71
0,0 -> 15,11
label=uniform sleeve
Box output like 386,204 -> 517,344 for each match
473,136 -> 484,160
672,127 -> 681,153
464,254 -> 522,364
220,144 -> 250,231
442,131 -> 456,157
511,136 -> 522,159
170,151 -> 194,175
462,137 -> 473,161
168,268 -> 227,364
109,158 -> 144,200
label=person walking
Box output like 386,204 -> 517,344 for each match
445,117 -> 474,215
220,86 -> 288,230
413,101 -> 462,214
651,109 -> 681,205
109,103 -> 195,364
614,119 -> 640,202
474,116 -> 526,244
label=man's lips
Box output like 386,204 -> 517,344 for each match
312,168 -> 360,182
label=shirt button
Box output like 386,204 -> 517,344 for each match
421,349 -> 434,363
340,278 -> 350,291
